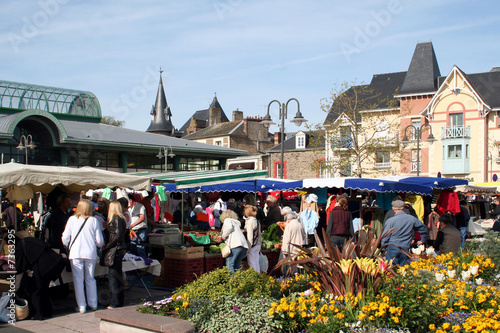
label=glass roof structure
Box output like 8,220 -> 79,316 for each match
0,80 -> 101,118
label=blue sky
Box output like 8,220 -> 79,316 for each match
1,0 -> 499,135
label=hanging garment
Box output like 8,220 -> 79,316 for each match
405,195 -> 425,222
299,208 -> 319,235
375,192 -> 396,211
436,191 -> 460,215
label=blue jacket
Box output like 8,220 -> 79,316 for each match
382,211 -> 428,249
300,209 -> 319,235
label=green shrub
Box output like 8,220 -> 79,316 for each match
189,294 -> 281,333
477,230 -> 500,277
175,267 -> 281,300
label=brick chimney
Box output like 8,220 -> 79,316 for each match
232,109 -> 243,121
274,132 -> 281,145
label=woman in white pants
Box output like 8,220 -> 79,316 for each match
244,205 -> 262,273
62,199 -> 105,313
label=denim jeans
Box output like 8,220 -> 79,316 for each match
130,228 -> 148,258
226,246 -> 247,272
385,245 -> 408,266
459,226 -> 467,248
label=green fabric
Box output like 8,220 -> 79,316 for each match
156,185 -> 168,201
102,188 -> 112,200
187,233 -> 210,245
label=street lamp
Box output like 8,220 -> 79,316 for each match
486,151 -> 493,182
262,98 -> 307,179
401,123 -> 436,176
157,146 -> 175,172
16,134 -> 36,165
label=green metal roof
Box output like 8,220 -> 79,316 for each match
0,80 -> 101,118
132,169 -> 268,188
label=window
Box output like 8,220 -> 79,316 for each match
449,113 -> 464,127
374,151 -> 391,167
296,135 -> 305,149
411,120 -> 421,140
448,145 -> 462,159
331,126 -> 352,148
215,140 -> 222,146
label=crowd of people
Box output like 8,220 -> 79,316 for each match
0,187 -> 495,320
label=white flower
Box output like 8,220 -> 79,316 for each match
435,272 -> 445,282
303,289 -> 314,296
426,247 -> 435,256
418,244 -> 425,252
447,270 -> 456,279
475,278 -> 484,285
462,270 -> 471,281
439,288 -> 446,294
470,265 -> 479,275
411,248 -> 422,255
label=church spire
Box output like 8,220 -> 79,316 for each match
146,68 -> 174,135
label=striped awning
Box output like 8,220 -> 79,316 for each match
132,169 -> 268,189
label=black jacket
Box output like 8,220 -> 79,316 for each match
102,216 -> 127,266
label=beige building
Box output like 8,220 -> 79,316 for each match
326,42 -> 500,183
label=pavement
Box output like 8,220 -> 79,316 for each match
0,273 -> 173,333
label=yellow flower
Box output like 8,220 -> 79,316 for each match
452,325 -> 461,332
443,322 -> 450,329
336,312 -> 345,319
391,316 -> 399,323
429,323 -> 436,330
289,312 -> 295,318
301,311 -> 307,318
182,301 -> 188,308
358,313 -> 366,320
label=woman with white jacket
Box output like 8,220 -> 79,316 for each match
62,199 -> 105,313
244,205 -> 262,273
221,210 -> 248,272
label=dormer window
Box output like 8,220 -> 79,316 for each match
296,133 -> 306,149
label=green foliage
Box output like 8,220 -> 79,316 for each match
262,223 -> 281,243
477,230 -> 500,276
189,294 -> 282,333
175,267 -> 280,300
101,115 -> 125,127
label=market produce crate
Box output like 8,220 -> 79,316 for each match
164,258 -> 205,271
148,232 -> 183,246
163,257 -> 205,289
204,253 -> 224,273
164,246 -> 204,259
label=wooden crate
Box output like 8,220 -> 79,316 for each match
164,246 -> 204,259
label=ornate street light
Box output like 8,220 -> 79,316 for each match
401,123 -> 436,176
157,146 -> 175,172
262,98 -> 307,179
16,134 -> 36,165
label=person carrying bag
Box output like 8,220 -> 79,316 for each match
220,209 -> 248,272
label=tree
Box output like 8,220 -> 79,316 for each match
309,79 -> 407,178
101,116 -> 125,127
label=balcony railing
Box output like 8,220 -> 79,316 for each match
411,161 -> 421,173
374,162 -> 392,168
441,125 -> 471,140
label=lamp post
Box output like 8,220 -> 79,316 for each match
486,151 -> 493,182
157,146 -> 175,172
262,98 -> 307,179
401,123 -> 436,176
16,134 -> 36,165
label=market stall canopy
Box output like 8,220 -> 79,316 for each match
455,184 -> 497,195
376,176 -> 467,189
0,162 -> 152,200
132,169 -> 268,189
474,182 -> 500,194
302,177 -> 433,195
161,178 -> 303,193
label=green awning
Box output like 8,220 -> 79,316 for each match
131,169 -> 268,189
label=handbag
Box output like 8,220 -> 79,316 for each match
259,252 -> 269,272
221,243 -> 231,258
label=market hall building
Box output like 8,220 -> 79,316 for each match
0,80 -> 248,172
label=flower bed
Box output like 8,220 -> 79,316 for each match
139,231 -> 500,333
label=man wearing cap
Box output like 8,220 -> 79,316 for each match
381,200 -> 428,265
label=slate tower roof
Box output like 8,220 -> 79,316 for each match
399,42 -> 441,95
146,71 -> 175,135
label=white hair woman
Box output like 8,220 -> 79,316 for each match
220,209 -> 248,272
62,199 -> 105,313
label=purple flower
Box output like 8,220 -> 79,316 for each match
232,305 -> 239,314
